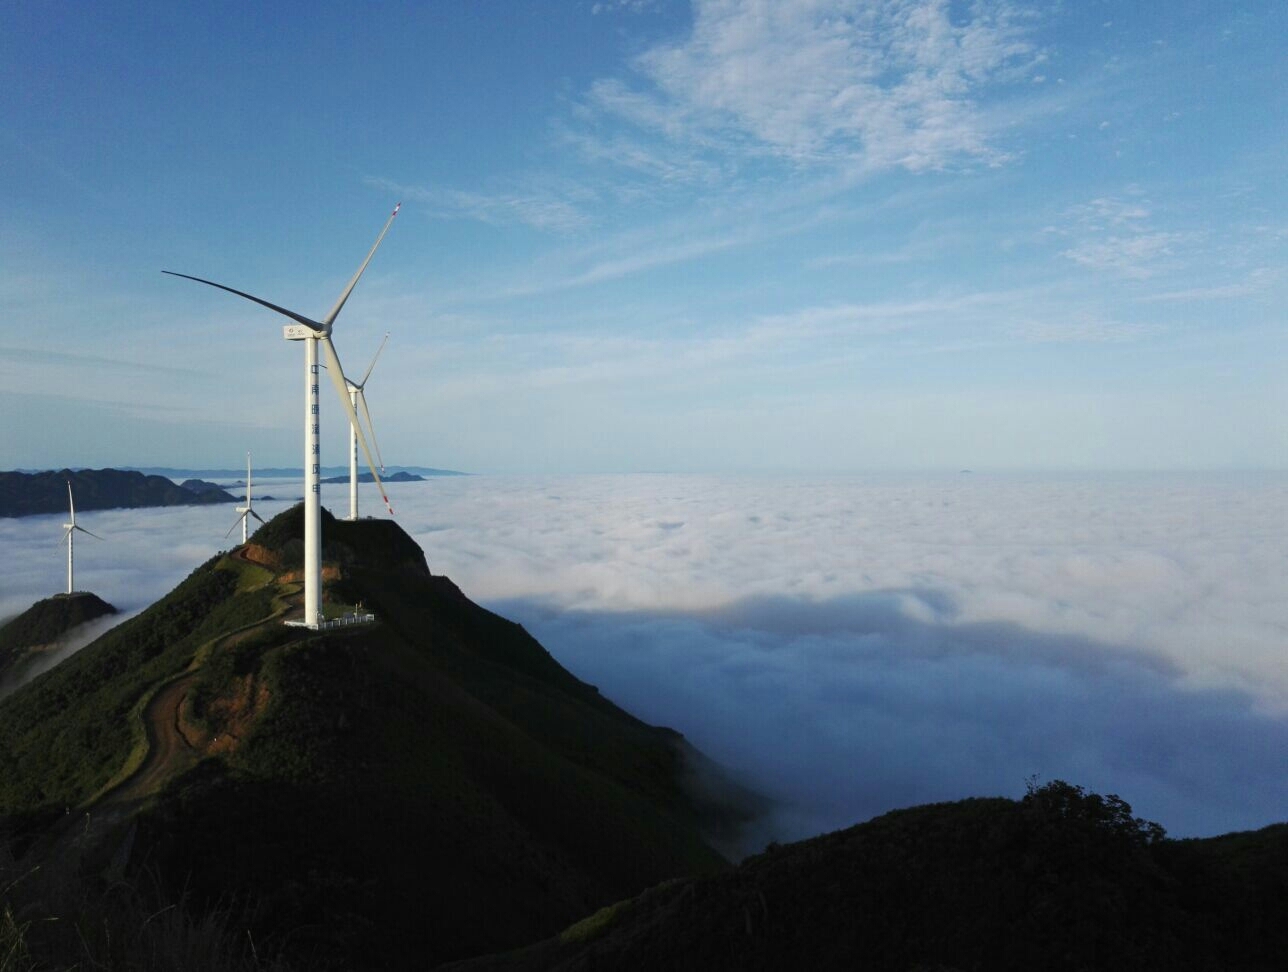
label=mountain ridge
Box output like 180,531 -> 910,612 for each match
446,781 -> 1288,971
124,464 -> 469,479
0,468 -> 236,517
0,504 -> 755,968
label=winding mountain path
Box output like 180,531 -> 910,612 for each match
22,549 -> 301,873
99,552 -> 301,805
111,674 -> 199,803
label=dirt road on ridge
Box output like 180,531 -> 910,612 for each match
111,674 -> 198,803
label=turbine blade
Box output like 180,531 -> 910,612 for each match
76,526 -> 105,541
320,336 -> 394,515
225,514 -> 245,539
322,203 -> 400,327
250,510 -> 267,525
356,389 -> 386,473
358,331 -> 390,387
59,527 -> 71,546
67,481 -> 75,523
163,272 -> 324,331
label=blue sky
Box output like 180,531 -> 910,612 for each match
3,1 -> 1285,473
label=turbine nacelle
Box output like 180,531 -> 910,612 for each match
284,323 -> 325,340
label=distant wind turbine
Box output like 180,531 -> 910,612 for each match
165,205 -> 398,628
345,332 -> 389,521
227,452 -> 265,544
61,481 -> 103,595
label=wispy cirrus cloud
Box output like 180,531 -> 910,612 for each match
579,0 -> 1044,174
1052,193 -> 1199,279
591,0 -> 663,15
0,347 -> 202,377
366,176 -> 593,234
1135,267 -> 1281,303
418,283 -> 1164,405
1061,231 -> 1193,278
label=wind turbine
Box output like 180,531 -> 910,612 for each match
345,332 -> 389,521
227,451 -> 265,544
61,481 -> 103,595
165,205 -> 398,628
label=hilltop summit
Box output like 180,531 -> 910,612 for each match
0,591 -> 117,679
0,504 -> 756,969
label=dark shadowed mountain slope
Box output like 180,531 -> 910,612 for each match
0,504 -> 756,969
0,591 -> 117,679
0,467 -> 236,517
447,781 -> 1288,972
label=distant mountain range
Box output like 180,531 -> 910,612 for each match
122,464 -> 468,479
320,470 -> 425,484
0,468 -> 237,518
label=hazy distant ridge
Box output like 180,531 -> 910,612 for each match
122,464 -> 469,479
0,468 -> 239,518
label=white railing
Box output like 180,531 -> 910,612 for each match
287,612 -> 377,631
316,612 -> 376,630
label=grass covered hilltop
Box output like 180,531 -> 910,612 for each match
0,591 -> 117,680
1,505 -> 1286,971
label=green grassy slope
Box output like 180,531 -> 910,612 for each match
0,560 -> 273,810
449,781 -> 1288,972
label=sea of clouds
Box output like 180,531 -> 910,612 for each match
3,472 -> 1286,847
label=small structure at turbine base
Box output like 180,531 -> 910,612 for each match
285,611 -> 377,632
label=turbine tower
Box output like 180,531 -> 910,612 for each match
61,481 -> 103,595
228,451 -> 266,544
165,205 -> 398,628
346,332 -> 389,521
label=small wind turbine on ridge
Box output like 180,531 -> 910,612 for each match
61,481 -> 104,595
165,204 -> 398,629
345,332 -> 389,521
227,452 -> 265,544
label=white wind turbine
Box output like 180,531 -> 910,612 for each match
345,332 -> 389,521
165,205 -> 398,628
227,451 -> 265,544
61,481 -> 103,595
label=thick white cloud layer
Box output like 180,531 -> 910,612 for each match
405,473 -> 1288,701
2,472 -> 1285,846
406,471 -> 1288,844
